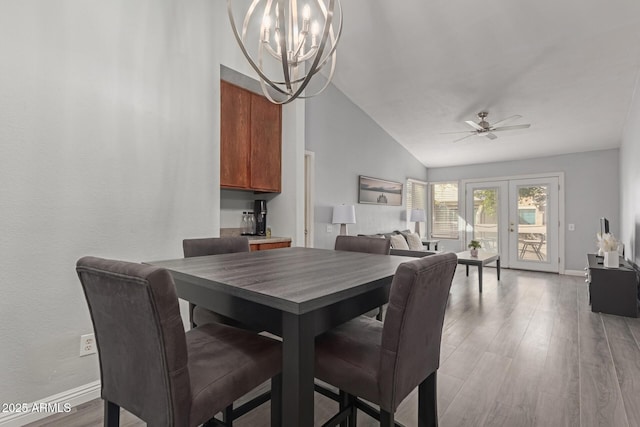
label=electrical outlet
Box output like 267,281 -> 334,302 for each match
326,224 -> 333,233
79,333 -> 96,357
568,224 -> 575,231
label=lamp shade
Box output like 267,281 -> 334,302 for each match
332,205 -> 356,224
410,209 -> 426,222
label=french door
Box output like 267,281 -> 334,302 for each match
465,176 -> 560,272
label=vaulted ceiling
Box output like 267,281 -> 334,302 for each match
329,0 -> 640,167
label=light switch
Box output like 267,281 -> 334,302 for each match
326,224 -> 333,233
568,224 -> 575,231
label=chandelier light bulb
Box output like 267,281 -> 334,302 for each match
310,21 -> 319,46
262,16 -> 271,42
227,0 -> 343,104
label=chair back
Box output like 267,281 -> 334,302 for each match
76,257 -> 191,426
183,236 -> 250,257
334,235 -> 391,255
378,252 -> 457,411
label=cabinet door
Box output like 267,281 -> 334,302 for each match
250,93 -> 282,192
220,81 -> 251,189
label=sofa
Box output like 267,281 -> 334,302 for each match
359,230 -> 438,258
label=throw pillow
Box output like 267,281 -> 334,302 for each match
405,232 -> 425,251
390,234 -> 409,250
399,229 -> 412,238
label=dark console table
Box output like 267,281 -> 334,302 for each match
586,253 -> 639,318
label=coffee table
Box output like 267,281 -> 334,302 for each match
456,250 -> 500,293
421,239 -> 440,250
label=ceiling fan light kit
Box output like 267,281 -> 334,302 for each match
227,0 -> 343,104
446,111 -> 531,142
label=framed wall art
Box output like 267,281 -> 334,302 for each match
358,175 -> 403,206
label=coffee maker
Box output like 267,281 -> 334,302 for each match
254,199 -> 267,236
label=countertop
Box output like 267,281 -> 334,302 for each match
247,236 -> 292,245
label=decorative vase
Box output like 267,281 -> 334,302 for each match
603,250 -> 619,268
470,248 -> 478,257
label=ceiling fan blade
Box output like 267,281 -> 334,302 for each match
452,133 -> 476,143
485,133 -> 498,140
492,124 -> 531,132
465,120 -> 484,131
490,114 -> 522,128
440,130 -> 476,135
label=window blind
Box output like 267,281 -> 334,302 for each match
431,182 -> 459,239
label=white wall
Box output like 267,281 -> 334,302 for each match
427,149 -> 620,271
0,0 -> 305,406
305,82 -> 428,249
620,75 -> 640,266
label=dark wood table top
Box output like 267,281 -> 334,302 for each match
150,247 -> 412,315
455,250 -> 500,265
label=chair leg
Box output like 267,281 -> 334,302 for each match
189,302 -> 197,329
349,398 -> 357,427
271,374 -> 282,427
103,400 -> 119,427
337,391 -> 359,427
223,404 -> 233,427
339,391 -> 349,427
380,409 -> 394,427
344,392 -> 356,427
418,371 -> 438,427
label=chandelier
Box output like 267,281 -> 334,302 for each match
227,0 -> 343,104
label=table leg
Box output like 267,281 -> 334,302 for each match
478,265 -> 483,293
281,312 -> 315,427
466,265 -> 469,276
497,257 -> 501,281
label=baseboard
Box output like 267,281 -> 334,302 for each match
564,269 -> 585,277
0,381 -> 100,427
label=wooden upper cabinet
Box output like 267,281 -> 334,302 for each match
250,92 -> 282,192
220,81 -> 251,189
220,80 -> 282,192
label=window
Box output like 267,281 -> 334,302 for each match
406,179 -> 427,231
431,182 -> 459,239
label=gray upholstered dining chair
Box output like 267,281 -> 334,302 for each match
183,236 -> 250,328
314,252 -> 457,427
334,235 -> 391,320
334,235 -> 391,255
76,256 -> 282,427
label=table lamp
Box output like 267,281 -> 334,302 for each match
332,205 -> 356,235
410,209 -> 426,237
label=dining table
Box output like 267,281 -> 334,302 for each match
149,246 -> 411,427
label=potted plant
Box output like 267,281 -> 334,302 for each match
468,240 -> 481,257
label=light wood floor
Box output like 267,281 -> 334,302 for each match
29,267 -> 640,427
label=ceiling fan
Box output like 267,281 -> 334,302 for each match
444,111 -> 531,142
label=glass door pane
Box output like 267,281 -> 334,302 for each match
509,177 -> 558,273
472,188 -> 500,252
465,181 -> 509,264
516,185 -> 548,262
